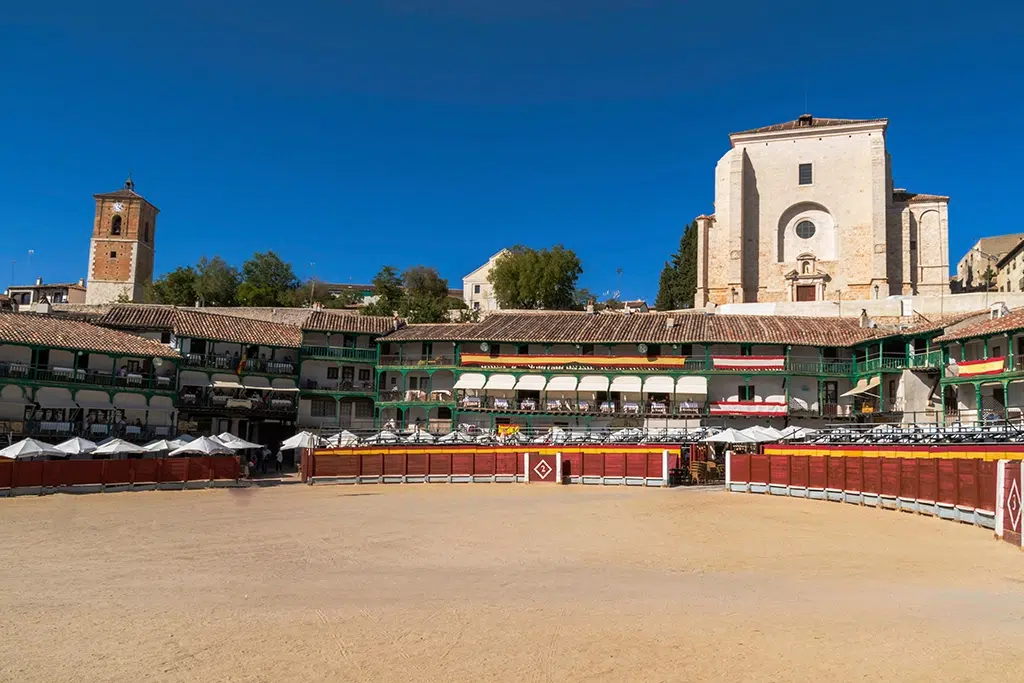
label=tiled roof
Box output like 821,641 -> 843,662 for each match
892,191 -> 949,203
0,312 -> 179,358
304,310 -> 401,335
173,309 -> 302,348
381,312 -> 895,347
97,305 -> 177,331
733,116 -> 887,136
933,309 -> 1024,343
93,188 -> 145,200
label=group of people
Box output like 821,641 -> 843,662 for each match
244,446 -> 284,477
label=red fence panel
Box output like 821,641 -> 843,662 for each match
210,456 -> 239,480
790,456 -> 809,487
473,452 -> 495,476
809,456 -> 826,488
452,452 -> 474,475
41,461 -> 63,487
0,461 -> 12,488
978,461 -> 997,512
187,457 -> 213,482
826,457 -> 845,490
383,453 -> 406,476
750,454 -> 770,483
131,459 -> 160,483
563,451 -> 583,479
918,459 -> 938,502
104,459 -> 132,484
731,454 -> 750,483
937,459 -> 957,505
769,455 -> 790,486
604,453 -> 626,478
647,453 -> 662,478
626,452 -> 647,478
900,458 -> 919,499
957,458 -> 979,509
862,457 -> 881,495
880,459 -> 900,497
160,458 -> 189,483
406,452 -> 428,476
1005,462 -> 1022,546
845,457 -> 863,492
361,454 -> 383,478
64,460 -> 106,486
495,452 -> 517,476
12,461 -> 43,488
428,453 -> 451,476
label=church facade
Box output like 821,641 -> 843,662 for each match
694,115 -> 949,306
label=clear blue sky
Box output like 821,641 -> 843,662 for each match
2,1 -> 1020,301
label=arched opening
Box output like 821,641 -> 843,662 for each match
111,215 -> 122,235
777,202 -> 835,263
801,261 -> 811,274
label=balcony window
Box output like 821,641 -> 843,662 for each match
738,385 -> 755,401
310,398 -> 335,417
358,368 -> 371,382
327,367 -> 339,379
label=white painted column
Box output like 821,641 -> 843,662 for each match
662,449 -> 669,487
725,449 -> 732,488
524,452 -> 530,484
556,451 -> 563,484
995,460 -> 1005,539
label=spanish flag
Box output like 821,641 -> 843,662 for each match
236,352 -> 247,375
956,356 -> 1005,377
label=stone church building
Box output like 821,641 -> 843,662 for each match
694,115 -> 950,306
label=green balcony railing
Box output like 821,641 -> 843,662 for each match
300,345 -> 377,363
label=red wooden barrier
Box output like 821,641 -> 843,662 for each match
160,458 -> 189,483
0,461 -> 13,488
957,459 -> 979,509
750,454 -> 769,483
131,459 -> 160,484
13,461 -> 44,488
900,458 -> 919,499
105,459 -> 132,484
210,456 -> 240,480
496,452 -> 517,476
826,457 -> 845,490
809,456 -> 826,488
769,455 -> 790,486
64,460 -> 105,486
978,461 -> 997,512
361,454 -> 383,478
862,457 -> 881,495
880,459 -> 900,497
626,452 -> 647,478
605,453 -> 626,478
452,452 -> 473,475
731,453 -> 750,483
583,452 -> 604,478
429,453 -> 451,476
407,452 -> 427,476
563,451 -> 583,479
187,457 -> 213,482
41,461 -> 63,488
473,452 -> 495,476
790,456 -> 809,487
937,459 -> 957,505
1005,461 -> 1022,546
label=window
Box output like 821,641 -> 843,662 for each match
474,284 -> 481,294
310,397 -> 335,417
992,346 -> 1001,357
740,345 -> 752,356
342,366 -> 354,383
678,344 -> 693,356
358,368 -> 371,382
143,221 -> 149,242
408,376 -> 420,390
909,240 -> 916,251
109,250 -> 117,258
738,385 -> 755,401
473,302 -> 480,311
354,400 -> 373,419
160,331 -> 172,344
795,220 -> 816,239
111,215 -> 122,235
798,163 -> 813,185
326,366 -> 339,379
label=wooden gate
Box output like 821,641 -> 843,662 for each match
529,453 -> 558,483
1004,461 -> 1022,547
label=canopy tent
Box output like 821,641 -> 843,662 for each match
577,376 -> 610,393
405,430 -> 436,444
438,430 -> 474,444
170,436 -> 235,456
55,437 -> 97,455
280,431 -> 322,450
676,376 -> 708,396
93,438 -> 146,455
0,437 -> 65,459
739,426 -> 783,443
324,430 -> 359,447
609,376 -> 642,393
175,434 -> 195,444
142,439 -> 176,452
270,378 -> 300,392
841,376 -> 880,398
778,425 -> 817,440
545,375 -> 578,392
217,432 -> 264,450
483,374 -> 516,390
362,431 -> 400,445
703,428 -> 758,444
453,373 -> 486,390
514,375 -> 547,391
642,376 -> 674,394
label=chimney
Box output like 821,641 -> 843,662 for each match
797,113 -> 813,127
34,297 -> 51,315
35,277 -> 43,286
77,278 -> 85,287
392,312 -> 401,330
666,317 -> 675,329
859,309 -> 870,328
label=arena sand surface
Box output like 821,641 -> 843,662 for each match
1,485 -> 1022,682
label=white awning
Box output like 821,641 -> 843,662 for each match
841,376 -> 880,398
112,393 -> 147,409
577,376 -> 609,392
271,378 -> 299,392
514,375 -> 547,391
643,376 -> 674,394
676,376 -> 708,396
453,373 -> 486,390
484,374 -> 516,390
610,375 -> 642,393
76,394 -> 113,410
212,374 -> 243,390
545,375 -> 578,392
243,376 -> 271,390
179,371 -> 212,387
35,392 -> 78,409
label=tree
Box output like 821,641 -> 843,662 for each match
194,256 -> 240,306
402,266 -> 452,323
236,251 -> 299,306
149,266 -> 198,306
488,245 -> 582,310
982,267 -> 997,292
283,280 -> 361,309
654,221 -> 698,310
362,266 -> 405,317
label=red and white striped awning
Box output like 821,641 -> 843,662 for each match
712,356 -> 786,371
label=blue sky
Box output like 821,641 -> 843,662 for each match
2,1 -> 1020,301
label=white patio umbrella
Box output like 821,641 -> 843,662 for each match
55,437 -> 97,455
175,434 -> 196,444
324,430 -> 359,447
169,436 -> 234,456
143,439 -> 176,452
0,437 -> 65,459
778,425 -> 817,441
220,436 -> 264,450
93,438 -> 147,455
702,428 -> 758,444
438,430 -> 474,444
404,430 -> 436,444
740,426 -> 783,442
362,431 -> 401,445
279,431 -> 321,450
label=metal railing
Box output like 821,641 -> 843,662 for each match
300,345 -> 377,363
0,361 -> 176,392
181,353 -> 297,376
378,354 -> 456,367
177,393 -> 296,415
301,379 -> 375,394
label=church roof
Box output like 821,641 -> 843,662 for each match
732,115 -> 888,136
93,188 -> 145,200
892,190 -> 949,203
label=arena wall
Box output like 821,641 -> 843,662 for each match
0,456 -> 241,495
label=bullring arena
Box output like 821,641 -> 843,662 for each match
1,451 -> 1023,682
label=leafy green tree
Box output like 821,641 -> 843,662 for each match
362,266 -> 406,317
195,256 -> 240,306
402,266 -> 452,323
488,245 -> 582,310
654,220 -> 698,310
284,280 -> 361,309
236,251 -> 299,306
149,266 -> 198,306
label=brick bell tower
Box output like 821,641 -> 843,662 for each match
85,175 -> 158,304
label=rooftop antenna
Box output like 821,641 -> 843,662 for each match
27,249 -> 34,278
616,267 -> 623,300
309,262 -> 316,306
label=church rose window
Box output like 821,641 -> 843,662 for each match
796,220 -> 816,239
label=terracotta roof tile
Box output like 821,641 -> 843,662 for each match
892,191 -> 949,203
97,305 -> 177,331
933,309 -> 1024,343
304,310 -> 401,335
733,116 -> 887,136
173,309 -> 301,348
0,312 -> 179,358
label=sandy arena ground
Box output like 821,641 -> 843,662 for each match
1,484 -> 1022,682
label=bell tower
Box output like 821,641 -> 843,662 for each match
85,175 -> 158,304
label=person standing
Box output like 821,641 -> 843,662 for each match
275,450 -> 283,473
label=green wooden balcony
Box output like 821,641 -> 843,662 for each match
300,345 -> 378,363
